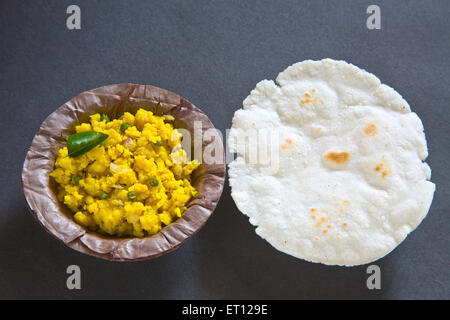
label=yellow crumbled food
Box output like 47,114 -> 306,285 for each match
50,109 -> 200,237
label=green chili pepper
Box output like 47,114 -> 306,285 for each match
73,174 -> 82,184
67,131 -> 109,158
120,123 -> 130,132
100,192 -> 108,199
148,177 -> 159,187
153,141 -> 163,146
100,114 -> 110,122
127,191 -> 138,202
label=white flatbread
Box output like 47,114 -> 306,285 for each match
228,59 -> 435,266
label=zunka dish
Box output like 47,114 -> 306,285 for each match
22,83 -> 225,261
50,109 -> 199,237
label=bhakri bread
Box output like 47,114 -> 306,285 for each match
228,59 -> 435,266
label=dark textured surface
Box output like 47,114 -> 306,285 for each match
1,0 -> 449,299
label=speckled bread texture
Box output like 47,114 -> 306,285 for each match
228,59 -> 435,266
22,84 -> 225,261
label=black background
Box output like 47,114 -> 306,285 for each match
1,0 -> 449,299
